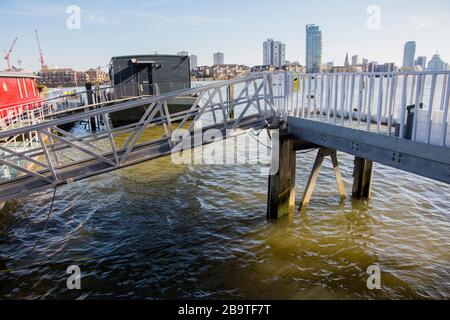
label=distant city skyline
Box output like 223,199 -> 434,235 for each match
0,0 -> 449,71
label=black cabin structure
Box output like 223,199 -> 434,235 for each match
109,54 -> 191,98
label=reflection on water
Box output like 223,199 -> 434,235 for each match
0,127 -> 449,299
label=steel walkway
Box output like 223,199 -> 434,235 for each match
0,74 -> 277,201
0,71 -> 449,202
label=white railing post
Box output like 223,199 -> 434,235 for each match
441,74 -> 450,146
376,76 -> 384,133
426,74 -> 437,144
412,74 -> 423,141
340,74 -> 346,126
333,74 -> 339,125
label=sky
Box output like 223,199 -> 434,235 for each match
1,0 -> 449,72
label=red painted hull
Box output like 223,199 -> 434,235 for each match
0,72 -> 45,119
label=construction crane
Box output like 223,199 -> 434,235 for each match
3,37 -> 18,71
35,30 -> 46,70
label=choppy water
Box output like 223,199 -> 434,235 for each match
0,133 -> 449,299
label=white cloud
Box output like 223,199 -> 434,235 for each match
400,14 -> 450,31
0,3 -> 234,26
182,16 -> 235,26
0,4 -> 121,25
114,10 -> 235,26
0,4 -> 66,17
86,14 -> 121,25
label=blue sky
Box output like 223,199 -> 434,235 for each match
1,0 -> 449,71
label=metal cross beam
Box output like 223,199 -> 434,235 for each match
287,117 -> 450,184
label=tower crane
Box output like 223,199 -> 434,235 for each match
3,37 -> 18,71
35,30 -> 46,70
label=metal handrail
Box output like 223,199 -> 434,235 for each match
0,70 -> 449,200
0,74 -> 265,139
0,73 -> 273,199
279,71 -> 449,147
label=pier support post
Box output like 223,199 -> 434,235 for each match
267,135 -> 296,219
85,82 -> 97,132
352,157 -> 373,199
227,84 -> 235,119
298,148 -> 346,212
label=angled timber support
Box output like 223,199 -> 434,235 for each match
267,135 -> 296,219
298,147 -> 346,212
352,157 -> 373,199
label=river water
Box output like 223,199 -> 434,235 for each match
0,81 -> 449,299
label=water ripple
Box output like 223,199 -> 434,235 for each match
0,143 -> 449,299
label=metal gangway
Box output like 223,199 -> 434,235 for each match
0,71 -> 449,203
0,82 -> 195,180
0,74 -> 276,201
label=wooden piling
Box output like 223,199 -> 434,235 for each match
227,84 -> 235,119
85,83 -> 97,132
298,148 -> 346,212
267,135 -> 296,219
352,157 -> 373,198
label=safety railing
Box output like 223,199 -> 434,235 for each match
279,71 -> 450,147
1,71 -> 449,199
0,86 -> 115,128
0,74 -> 275,197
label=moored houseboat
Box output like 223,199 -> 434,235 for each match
108,54 -> 198,127
0,71 -> 45,121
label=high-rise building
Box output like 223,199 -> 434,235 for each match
351,55 -> 359,66
402,41 -> 416,69
190,55 -> 198,70
344,53 -> 349,67
375,63 -> 397,72
362,58 -> 369,72
368,61 -> 378,72
305,24 -> 322,73
415,56 -> 427,70
213,52 -> 224,65
263,38 -> 286,68
427,53 -> 448,71
177,51 -> 189,56
326,62 -> 334,72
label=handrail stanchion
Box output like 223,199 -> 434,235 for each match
426,74 -> 438,144
399,74 -> 409,139
441,74 -> 450,146
387,74 -> 398,137
412,74 -> 423,141
376,75 -> 384,134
